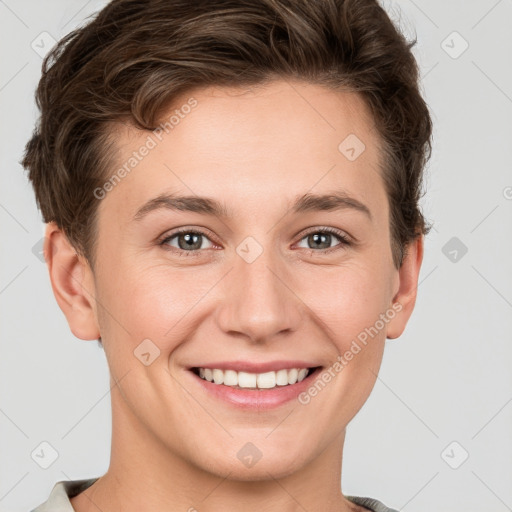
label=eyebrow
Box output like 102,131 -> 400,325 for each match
133,190 -> 372,222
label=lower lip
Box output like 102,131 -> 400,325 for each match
187,367 -> 323,409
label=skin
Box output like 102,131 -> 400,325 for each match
45,79 -> 423,512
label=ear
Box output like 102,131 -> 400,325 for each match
386,235 -> 424,340
44,222 -> 100,340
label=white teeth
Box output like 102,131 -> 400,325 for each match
276,369 -> 289,386
257,371 -> 276,389
212,369 -> 224,385
287,368 -> 298,384
195,367 -> 313,389
238,371 -> 257,388
298,368 -> 308,382
223,369 -> 238,386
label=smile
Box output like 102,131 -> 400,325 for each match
192,367 -> 316,389
187,361 -> 324,408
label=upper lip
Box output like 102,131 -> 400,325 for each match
189,360 -> 321,373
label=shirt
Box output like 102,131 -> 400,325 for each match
30,478 -> 401,512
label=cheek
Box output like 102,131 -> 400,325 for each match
96,260 -> 213,353
301,260 -> 394,345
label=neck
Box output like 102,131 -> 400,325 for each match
71,386 -> 361,512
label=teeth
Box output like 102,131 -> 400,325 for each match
297,368 -> 308,382
223,369 -> 238,386
195,367 -> 313,389
212,369 -> 224,385
238,371 -> 257,388
257,371 -> 275,389
288,368 -> 298,384
276,369 -> 289,386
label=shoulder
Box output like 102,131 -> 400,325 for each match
346,494 -> 401,512
30,478 -> 99,512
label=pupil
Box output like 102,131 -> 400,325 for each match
309,233 -> 330,250
179,233 -> 201,250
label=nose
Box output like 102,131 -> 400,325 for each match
215,245 -> 303,344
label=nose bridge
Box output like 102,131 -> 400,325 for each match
215,239 -> 302,342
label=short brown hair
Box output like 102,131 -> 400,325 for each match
22,0 -> 432,269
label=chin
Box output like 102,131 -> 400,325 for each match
196,448 -> 311,482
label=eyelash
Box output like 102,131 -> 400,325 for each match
158,227 -> 351,258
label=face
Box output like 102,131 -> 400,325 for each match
49,79 -> 421,480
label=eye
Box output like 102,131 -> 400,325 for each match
295,227 -> 351,254
158,226 -> 351,257
159,229 -> 215,256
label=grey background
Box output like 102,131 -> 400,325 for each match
1,1 -> 511,511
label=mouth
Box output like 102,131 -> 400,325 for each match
187,364 -> 323,409
190,366 -> 322,390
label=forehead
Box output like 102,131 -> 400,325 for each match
100,80 -> 386,223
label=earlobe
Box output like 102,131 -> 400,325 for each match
386,235 -> 424,340
44,222 -> 100,341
